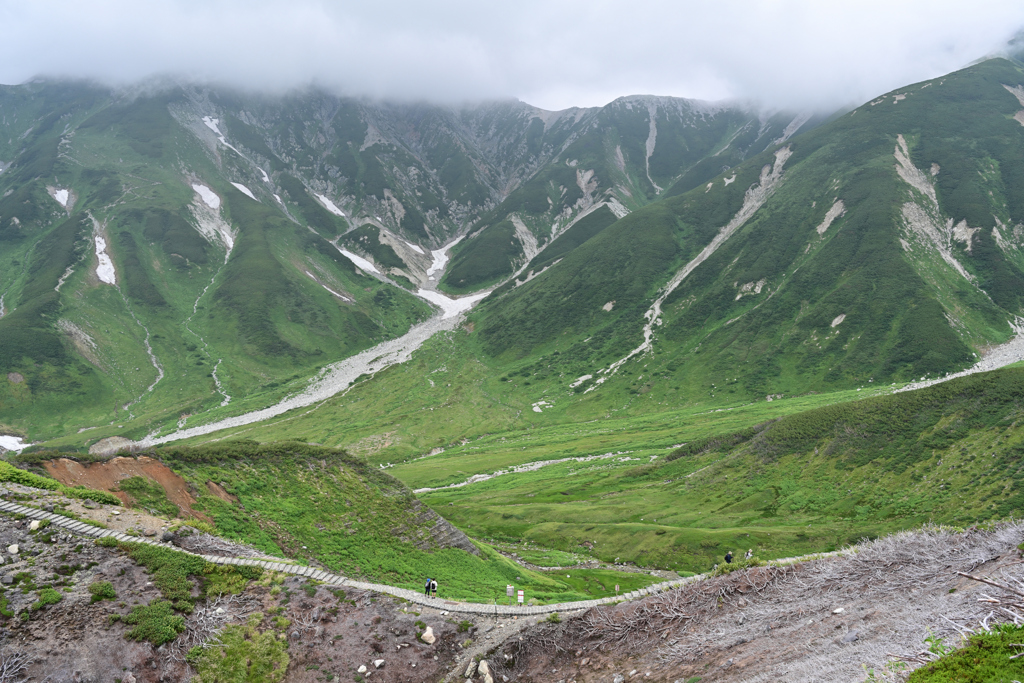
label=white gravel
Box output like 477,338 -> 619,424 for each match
896,326 -> 1024,393
140,313 -> 468,446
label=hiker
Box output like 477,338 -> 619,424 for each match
424,578 -> 432,596
430,578 -> 438,597
724,550 -> 733,564
745,548 -> 753,560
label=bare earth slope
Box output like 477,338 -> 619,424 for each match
497,523 -> 1024,682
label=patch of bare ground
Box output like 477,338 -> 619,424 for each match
0,511 -> 464,681
44,456 -> 209,521
494,523 -> 1024,682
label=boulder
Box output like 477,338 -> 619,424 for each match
373,659 -> 385,669
7,544 -> 18,555
614,676 -> 625,683
842,630 -> 859,643
42,504 -> 53,513
161,531 -> 175,542
478,660 -> 493,683
28,520 -> 40,531
81,500 -> 99,509
465,660 -> 477,678
1,574 -> 13,585
357,665 -> 368,674
420,626 -> 436,644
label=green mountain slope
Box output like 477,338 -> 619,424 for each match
472,58 -> 1024,406
0,86 -> 432,439
420,365 -> 1024,573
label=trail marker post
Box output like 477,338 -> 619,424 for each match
615,584 -> 619,595
507,584 -> 514,606
517,589 -> 524,604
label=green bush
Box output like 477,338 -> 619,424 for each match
190,614 -> 289,682
30,587 -> 63,611
907,623 -> 1024,681
124,600 -> 185,646
88,581 -> 117,603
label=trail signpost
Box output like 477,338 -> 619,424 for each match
517,589 -> 524,604
507,584 -> 514,605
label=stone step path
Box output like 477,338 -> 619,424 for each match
0,499 -> 845,616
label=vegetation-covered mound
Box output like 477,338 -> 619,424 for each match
15,441 -> 659,602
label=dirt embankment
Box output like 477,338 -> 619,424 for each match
44,455 -> 208,520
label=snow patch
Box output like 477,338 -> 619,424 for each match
831,314 -> 846,327
602,301 -> 615,312
202,116 -> 223,136
815,200 -> 845,235
258,168 -> 270,183
531,400 -> 551,413
0,435 -> 31,453
192,183 -> 221,210
426,236 -> 464,278
305,271 -> 351,302
404,241 -> 424,254
190,190 -> 235,256
231,182 -> 256,201
315,193 -> 345,217
336,247 -> 379,274
415,289 -> 489,319
53,188 -> 69,207
94,235 -> 116,285
723,174 -> 736,186
202,117 -> 245,157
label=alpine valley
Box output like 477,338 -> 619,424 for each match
5,53 -> 1024,602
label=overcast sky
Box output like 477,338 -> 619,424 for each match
1,1 -> 1022,111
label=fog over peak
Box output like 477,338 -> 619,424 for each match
1,0 -> 1022,111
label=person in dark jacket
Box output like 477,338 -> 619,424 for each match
724,551 -> 733,564
424,578 -> 432,595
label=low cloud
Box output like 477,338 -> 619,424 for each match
0,0 -> 1022,111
